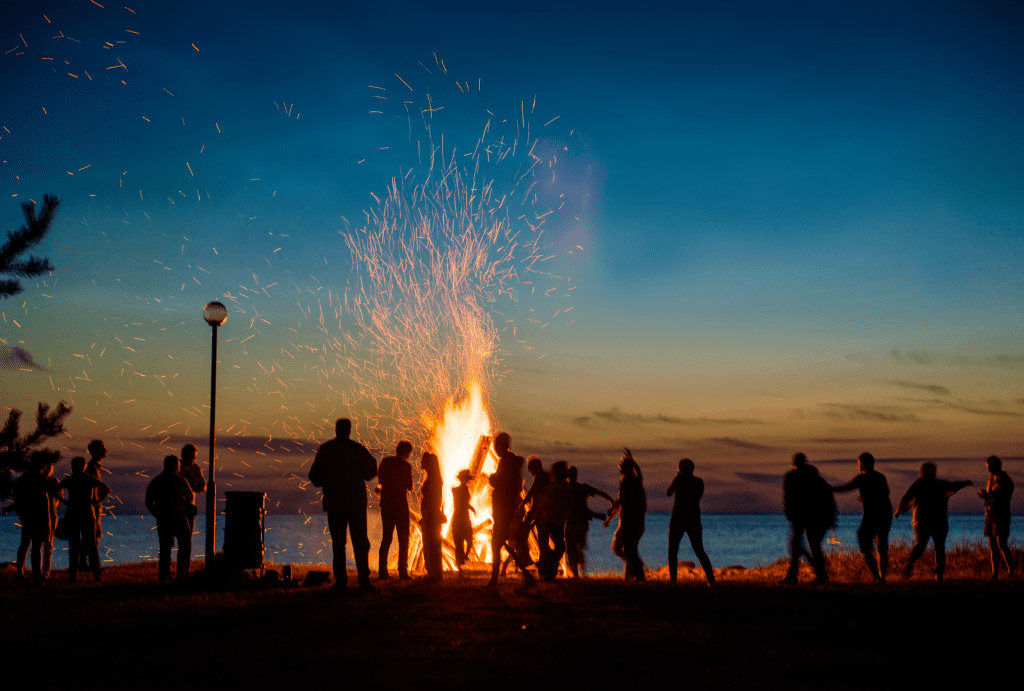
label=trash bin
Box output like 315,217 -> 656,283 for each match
224,491 -> 266,570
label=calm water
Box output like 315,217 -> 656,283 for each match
1,512 -> 1003,575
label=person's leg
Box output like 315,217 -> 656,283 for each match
934,527 -> 947,581
626,524 -> 645,581
904,527 -> 929,578
564,523 -> 584,578
378,512 -> 395,579
858,522 -> 880,582
42,526 -> 54,579
85,520 -> 102,579
157,521 -> 174,582
396,513 -> 410,579
877,520 -> 891,582
349,508 -> 372,588
326,511 -> 348,586
544,524 -> 565,580
688,522 -> 715,585
490,511 -> 509,584
16,525 -> 30,578
996,534 -> 1014,576
667,521 -> 682,584
536,522 -> 553,577
783,523 -> 804,583
176,519 -> 192,577
68,525 -> 81,581
807,527 -> 827,583
29,530 -> 43,581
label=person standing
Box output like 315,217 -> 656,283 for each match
978,455 -> 1014,579
5,459 -> 59,582
58,456 -> 109,582
82,439 -> 107,572
308,418 -> 378,592
781,453 -> 833,585
487,432 -> 534,587
451,469 -> 476,571
145,455 -> 197,582
831,452 -> 892,584
565,465 -> 612,578
536,461 -> 572,581
895,462 -> 973,581
667,459 -> 715,585
605,449 -> 646,582
179,444 -> 206,527
377,440 -> 414,580
419,452 -> 446,581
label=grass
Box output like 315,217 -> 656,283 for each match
2,542 -> 1018,689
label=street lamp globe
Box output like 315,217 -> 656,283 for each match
203,301 -> 228,326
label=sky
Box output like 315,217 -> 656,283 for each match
1,0 -> 1022,515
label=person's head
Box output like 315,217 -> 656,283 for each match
792,452 -> 807,468
456,469 -> 473,485
88,439 -> 106,460
526,455 -> 543,476
181,444 -> 198,464
619,449 -> 637,476
920,462 -> 937,479
396,440 -> 413,460
986,455 -> 1002,474
857,452 -> 875,472
567,465 -> 578,482
678,458 -> 695,476
335,418 -> 352,438
551,461 -> 568,481
420,452 -> 440,477
494,432 -> 510,455
163,455 -> 180,474
71,456 -> 87,474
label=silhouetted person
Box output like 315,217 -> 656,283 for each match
831,452 -> 892,584
536,461 -> 572,580
377,440 -> 414,580
179,443 -> 206,533
667,459 -> 715,585
145,455 -> 197,582
308,418 -> 378,591
565,465 -> 612,578
605,449 -> 646,582
452,469 -> 476,571
515,456 -> 549,565
58,456 -> 109,581
419,452 -> 446,581
978,455 -> 1014,579
895,462 -> 972,581
488,432 -> 535,587
6,459 -> 59,582
781,453 -> 834,585
82,439 -> 107,572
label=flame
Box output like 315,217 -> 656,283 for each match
423,379 -> 497,567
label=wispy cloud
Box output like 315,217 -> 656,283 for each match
891,380 -> 950,396
572,407 -> 763,429
823,403 -> 921,423
0,345 -> 45,371
706,437 -> 773,451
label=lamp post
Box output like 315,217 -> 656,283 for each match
202,301 -> 228,567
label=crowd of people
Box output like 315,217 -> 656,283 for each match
3,418 -> 1016,588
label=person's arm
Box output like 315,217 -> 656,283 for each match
894,484 -> 915,518
145,482 -> 158,517
308,445 -> 326,487
362,447 -> 378,481
94,479 -> 111,504
403,463 -> 413,492
832,475 -> 860,493
667,476 -> 678,497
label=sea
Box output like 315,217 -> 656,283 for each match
0,512 -> 1003,575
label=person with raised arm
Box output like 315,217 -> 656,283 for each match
308,418 -> 378,592
978,455 -> 1014,579
831,452 -> 892,584
565,465 -> 612,578
605,449 -> 646,582
667,458 -> 715,585
376,440 -> 414,581
894,462 -> 972,581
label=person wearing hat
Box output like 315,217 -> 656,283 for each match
452,469 -> 476,571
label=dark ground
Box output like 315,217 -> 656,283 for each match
1,560 -> 1018,690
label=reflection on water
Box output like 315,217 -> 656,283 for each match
0,513 -> 1003,574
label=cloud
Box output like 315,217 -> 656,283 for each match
890,380 -> 950,396
941,402 -> 1024,418
572,407 -> 764,429
890,349 -> 1024,369
734,472 -> 782,485
822,404 -> 921,423
0,345 -> 45,371
891,350 -> 934,365
706,437 -> 773,451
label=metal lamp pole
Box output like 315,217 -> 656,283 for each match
202,301 -> 228,567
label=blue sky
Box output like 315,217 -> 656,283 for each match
1,0 -> 1022,513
